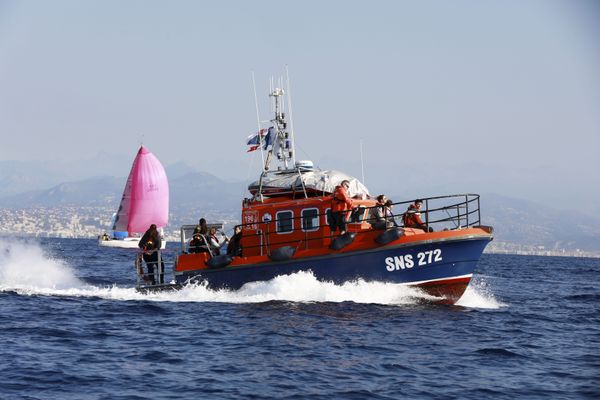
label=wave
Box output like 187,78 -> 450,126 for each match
456,277 -> 507,309
0,239 -> 503,308
0,239 -> 85,292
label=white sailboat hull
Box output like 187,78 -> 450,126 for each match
98,236 -> 167,249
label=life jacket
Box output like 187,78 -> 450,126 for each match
331,185 -> 353,213
403,204 -> 424,228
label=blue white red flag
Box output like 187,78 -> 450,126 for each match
263,126 -> 276,150
246,128 -> 268,152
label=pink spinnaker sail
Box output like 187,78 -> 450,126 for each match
112,146 -> 169,234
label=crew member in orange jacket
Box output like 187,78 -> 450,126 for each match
330,180 -> 354,235
403,199 -> 433,232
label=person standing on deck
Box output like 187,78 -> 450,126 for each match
138,224 -> 165,284
330,180 -> 354,235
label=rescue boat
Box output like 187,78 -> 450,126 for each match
135,86 -> 493,305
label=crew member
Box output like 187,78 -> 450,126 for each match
384,199 -> 399,228
369,194 -> 388,230
330,180 -> 354,235
227,226 -> 243,257
189,218 -> 209,253
207,227 -> 228,256
403,199 -> 433,232
138,224 -> 165,284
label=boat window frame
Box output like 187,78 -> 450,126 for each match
275,210 -> 294,234
325,208 -> 334,228
300,207 -> 320,232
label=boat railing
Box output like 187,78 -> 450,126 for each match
179,223 -> 225,254
135,250 -> 169,287
235,193 -> 485,255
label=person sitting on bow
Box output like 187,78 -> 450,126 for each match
403,199 -> 433,232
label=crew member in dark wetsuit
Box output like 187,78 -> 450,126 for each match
189,218 -> 209,253
138,224 -> 165,284
330,180 -> 354,235
403,199 -> 433,232
227,226 -> 243,257
194,218 -> 208,237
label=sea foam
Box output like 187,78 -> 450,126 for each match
0,239 -> 503,308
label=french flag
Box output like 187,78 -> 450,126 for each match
246,128 -> 267,152
246,127 -> 274,152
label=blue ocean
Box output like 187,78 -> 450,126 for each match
0,238 -> 598,399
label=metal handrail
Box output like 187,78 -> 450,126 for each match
135,249 -> 168,287
228,193 -> 484,255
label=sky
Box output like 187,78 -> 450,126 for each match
1,0 -> 599,214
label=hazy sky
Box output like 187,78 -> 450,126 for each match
1,1 -> 599,213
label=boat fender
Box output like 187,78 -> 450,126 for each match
269,246 -> 296,262
375,227 -> 405,245
206,254 -> 233,269
330,232 -> 356,250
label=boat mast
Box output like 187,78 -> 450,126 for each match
269,86 -> 294,170
285,66 -> 296,166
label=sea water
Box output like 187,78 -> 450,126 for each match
0,238 -> 597,399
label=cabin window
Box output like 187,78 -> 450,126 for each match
325,208 -> 333,228
349,206 -> 367,223
301,208 -> 320,232
276,210 -> 294,233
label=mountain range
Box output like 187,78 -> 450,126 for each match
0,170 -> 243,213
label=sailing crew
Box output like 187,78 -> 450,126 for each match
330,180 -> 354,235
138,224 -> 165,284
403,199 -> 433,232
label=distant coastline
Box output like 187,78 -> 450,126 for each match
485,241 -> 600,258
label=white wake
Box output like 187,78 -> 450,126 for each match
0,239 -> 504,308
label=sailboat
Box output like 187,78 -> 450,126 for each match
99,145 -> 169,249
